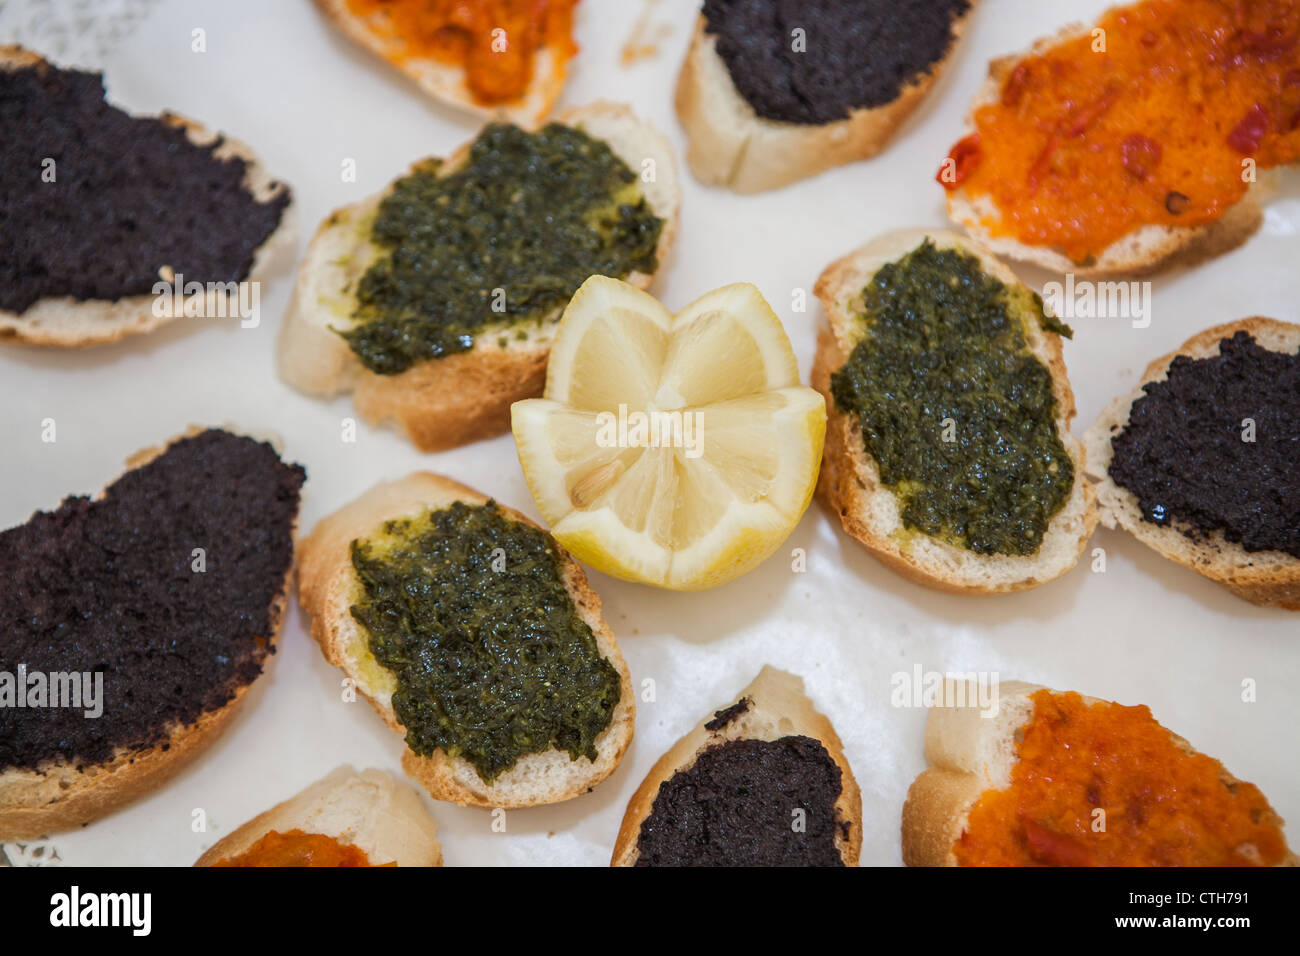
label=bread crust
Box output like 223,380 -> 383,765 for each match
899,767 -> 987,867
675,10 -> 975,193
296,472 -> 635,809
610,666 -> 862,867
0,684 -> 255,841
194,765 -> 442,866
812,228 -> 1098,594
0,47 -> 295,348
0,428 -> 296,840
901,680 -> 1299,866
312,0 -> 570,126
945,25 -> 1267,276
277,101 -> 680,451
1083,317 -> 1300,610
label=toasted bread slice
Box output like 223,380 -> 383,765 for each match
194,765 -> 442,866
902,680 -> 1298,866
277,101 -> 679,451
1083,317 -> 1300,610
945,24 -> 1264,276
611,666 -> 861,866
812,228 -> 1098,594
0,47 -> 294,347
0,428 -> 302,840
675,7 -> 974,193
296,472 -> 635,808
313,0 -> 572,126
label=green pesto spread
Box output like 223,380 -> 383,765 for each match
828,240 -> 1075,556
349,501 -> 621,782
341,122 -> 664,375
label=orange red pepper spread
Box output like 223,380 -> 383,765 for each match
347,0 -> 578,105
954,690 -> 1289,867
213,829 -> 382,867
939,0 -> 1300,262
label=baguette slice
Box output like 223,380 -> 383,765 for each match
313,0 -> 572,126
0,47 -> 295,347
902,680 -> 1298,866
945,24 -> 1264,276
812,228 -> 1098,594
277,101 -> 679,451
675,9 -> 974,194
611,666 -> 862,866
1083,317 -> 1300,610
296,472 -> 635,808
194,766 -> 441,867
0,427 -> 301,840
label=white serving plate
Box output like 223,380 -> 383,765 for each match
1,0 -> 1296,867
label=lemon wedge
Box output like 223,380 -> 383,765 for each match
512,275 -> 825,590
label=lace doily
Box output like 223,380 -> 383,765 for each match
1,839 -> 62,867
0,0 -> 162,868
0,0 -> 161,68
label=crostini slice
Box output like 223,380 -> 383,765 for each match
0,428 -> 304,839
195,766 -> 441,867
612,666 -> 861,867
676,2 -> 976,193
0,47 -> 294,347
813,228 -> 1098,594
903,679 -> 1296,866
277,102 -> 679,451
312,0 -> 577,126
940,3 -> 1292,275
1083,317 -> 1300,610
296,472 -> 635,809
